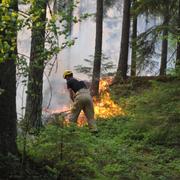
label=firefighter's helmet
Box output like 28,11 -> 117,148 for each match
63,70 -> 73,79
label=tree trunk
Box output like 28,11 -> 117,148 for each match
131,1 -> 137,77
0,0 -> 18,155
115,0 -> 131,81
176,0 -> 180,68
91,0 -> 103,96
159,4 -> 169,76
67,0 -> 74,36
25,0 -> 47,130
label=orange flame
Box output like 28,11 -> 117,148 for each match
93,78 -> 124,119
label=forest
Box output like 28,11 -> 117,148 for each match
0,0 -> 180,179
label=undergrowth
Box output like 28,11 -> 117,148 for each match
14,78 -> 180,179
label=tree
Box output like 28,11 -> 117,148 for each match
131,0 -> 160,75
0,0 -> 18,155
24,0 -> 77,130
115,0 -> 131,80
91,0 -> 104,96
133,0 -> 177,75
25,0 -> 48,129
176,0 -> 180,68
131,0 -> 137,76
66,0 -> 74,36
159,1 -> 170,76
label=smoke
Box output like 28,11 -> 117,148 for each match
16,0 -> 123,116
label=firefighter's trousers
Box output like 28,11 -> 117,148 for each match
70,88 -> 98,131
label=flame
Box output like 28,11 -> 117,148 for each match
93,78 -> 124,119
44,78 -> 124,126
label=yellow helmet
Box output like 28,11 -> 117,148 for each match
63,70 -> 73,79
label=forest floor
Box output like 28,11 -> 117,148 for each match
0,76 -> 180,180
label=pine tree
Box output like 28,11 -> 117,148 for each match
91,0 -> 104,96
115,0 -> 131,80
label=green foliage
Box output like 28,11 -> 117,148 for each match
136,26 -> 161,74
110,78 -> 180,178
18,125 -> 99,179
0,152 -> 54,179
167,66 -> 180,77
15,0 -> 90,87
17,79 -> 180,179
0,2 -> 19,62
133,0 -> 179,74
123,79 -> 180,145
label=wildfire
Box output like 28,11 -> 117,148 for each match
44,78 -> 124,126
93,78 -> 124,119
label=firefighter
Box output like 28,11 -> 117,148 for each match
63,70 -> 98,132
